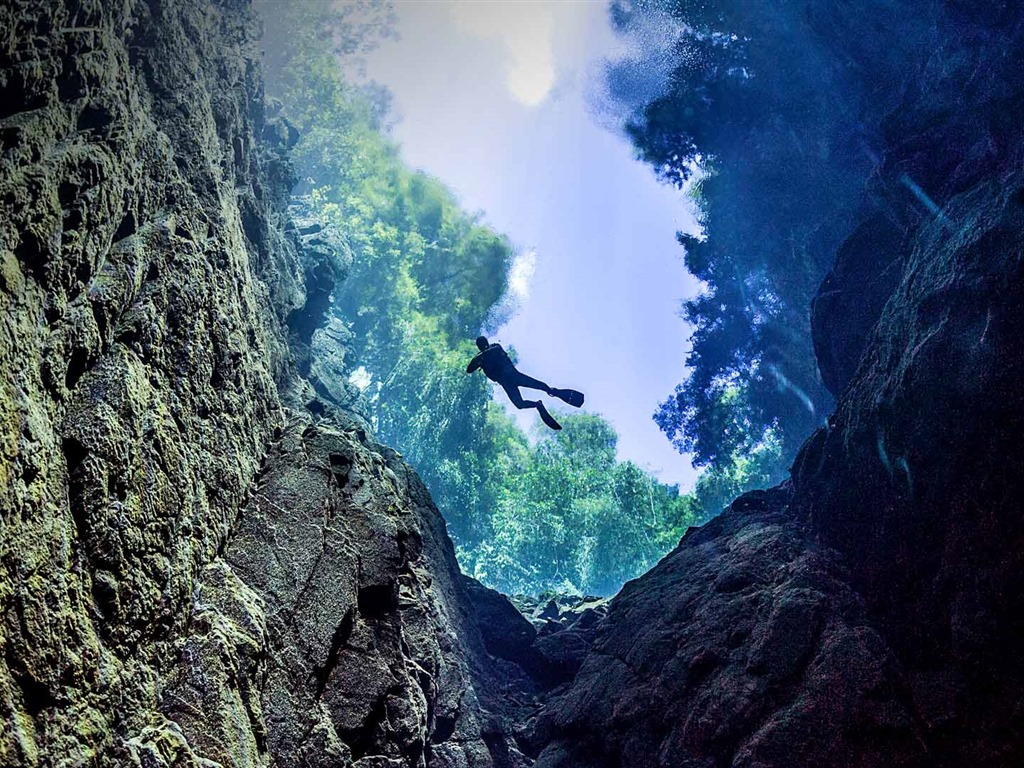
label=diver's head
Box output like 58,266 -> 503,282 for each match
476,336 -> 489,351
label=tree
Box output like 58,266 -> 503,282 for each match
604,0 -> 875,480
257,0 -> 701,597
465,413 -> 696,596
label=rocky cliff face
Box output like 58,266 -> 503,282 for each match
532,486 -> 929,767
795,177 -> 1024,765
0,1 -> 538,765
160,391 -> 533,767
1,0 -> 295,760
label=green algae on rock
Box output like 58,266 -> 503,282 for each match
0,1 -> 537,764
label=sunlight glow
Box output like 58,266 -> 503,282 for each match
446,0 -> 558,106
509,248 -> 537,300
349,366 -> 373,391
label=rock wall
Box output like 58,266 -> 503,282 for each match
0,1 -> 536,765
794,176 -> 1024,764
1,0 -> 299,760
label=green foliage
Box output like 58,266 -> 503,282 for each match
688,422 -> 783,524
612,0 -> 1022,482
257,0 -> 695,596
462,412 -> 695,596
606,0 -> 855,474
621,0 -> 1024,526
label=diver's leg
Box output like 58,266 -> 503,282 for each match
511,370 -> 553,394
536,402 -> 562,430
500,381 -> 540,410
501,380 -> 561,429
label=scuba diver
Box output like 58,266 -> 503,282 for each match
466,336 -> 584,430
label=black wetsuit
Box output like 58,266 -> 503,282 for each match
466,344 -> 551,409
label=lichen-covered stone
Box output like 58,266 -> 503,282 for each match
0,2 -> 535,765
144,407 -> 519,767
0,0 -> 302,761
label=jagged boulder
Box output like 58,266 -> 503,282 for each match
507,595 -> 609,687
532,488 -> 925,767
461,577 -> 546,679
161,409 -> 525,766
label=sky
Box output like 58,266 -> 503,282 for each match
363,0 -> 702,489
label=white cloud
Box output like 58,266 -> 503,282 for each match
446,1 -> 560,106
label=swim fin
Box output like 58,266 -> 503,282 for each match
550,388 -> 584,408
537,403 -> 562,430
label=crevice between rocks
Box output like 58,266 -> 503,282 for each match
313,606 -> 355,700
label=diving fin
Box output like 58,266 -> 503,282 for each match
550,388 -> 585,408
537,403 -> 562,430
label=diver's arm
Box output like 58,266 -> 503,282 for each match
466,354 -> 481,374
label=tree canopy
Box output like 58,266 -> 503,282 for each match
605,0 -> 1021,495
255,0 -> 700,596
604,0 -> 872,479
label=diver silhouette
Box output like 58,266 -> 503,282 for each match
465,336 -> 584,430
